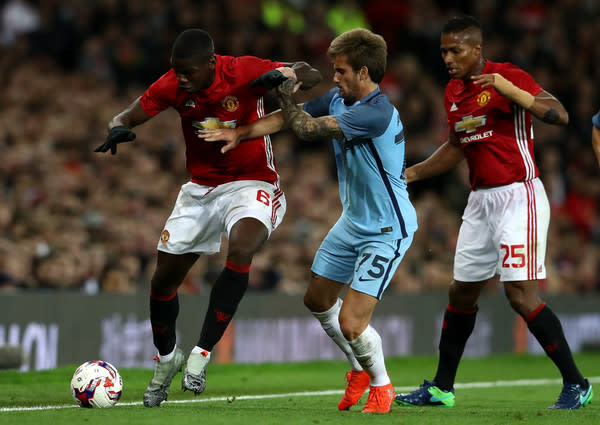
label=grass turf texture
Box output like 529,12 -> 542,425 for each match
1,353 -> 598,425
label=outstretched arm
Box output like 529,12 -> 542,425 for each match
472,74 -> 568,125
276,77 -> 344,141
95,98 -> 153,154
198,110 -> 289,154
405,131 -> 464,183
108,97 -> 152,129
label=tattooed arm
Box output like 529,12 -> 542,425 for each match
277,78 -> 344,141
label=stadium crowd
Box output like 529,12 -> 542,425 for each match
0,0 -> 599,295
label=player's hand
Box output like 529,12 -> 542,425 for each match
276,75 -> 301,97
94,126 -> 136,155
197,128 -> 241,154
472,73 -> 534,108
404,166 -> 417,184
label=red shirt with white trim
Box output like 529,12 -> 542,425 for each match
140,55 -> 283,186
445,60 -> 543,189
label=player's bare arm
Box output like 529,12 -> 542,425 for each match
472,74 -> 568,125
198,111 -> 289,154
406,131 -> 464,183
108,97 -> 152,129
96,98 -> 152,154
277,78 -> 343,141
592,126 -> 600,167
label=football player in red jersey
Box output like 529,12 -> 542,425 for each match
95,28 -> 322,407
395,15 -> 593,410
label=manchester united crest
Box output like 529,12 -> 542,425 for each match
221,95 -> 239,112
160,229 -> 170,243
477,90 -> 491,107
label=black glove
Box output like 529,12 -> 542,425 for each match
94,126 -> 136,155
251,69 -> 288,89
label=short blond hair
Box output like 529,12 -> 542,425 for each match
327,28 -> 387,83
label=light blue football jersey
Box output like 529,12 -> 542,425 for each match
304,88 -> 417,239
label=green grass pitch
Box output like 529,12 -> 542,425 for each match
1,353 -> 598,425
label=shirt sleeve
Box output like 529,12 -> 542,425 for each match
139,71 -> 176,117
232,56 -> 284,81
593,109 -> 600,129
303,88 -> 337,117
336,100 -> 393,141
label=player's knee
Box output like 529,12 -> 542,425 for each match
504,283 -> 540,316
150,275 -> 178,296
448,282 -> 479,308
227,244 -> 261,264
339,317 -> 362,341
303,291 -> 329,313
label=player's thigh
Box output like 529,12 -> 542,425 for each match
350,233 -> 414,300
311,220 -> 357,286
158,182 -> 224,255
454,192 -> 498,282
223,180 -> 286,240
496,179 -> 550,282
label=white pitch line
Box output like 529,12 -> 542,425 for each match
2,376 -> 599,413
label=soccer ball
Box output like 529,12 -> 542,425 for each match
70,360 -> 123,408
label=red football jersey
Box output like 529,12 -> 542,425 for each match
140,55 -> 284,186
445,60 -> 543,188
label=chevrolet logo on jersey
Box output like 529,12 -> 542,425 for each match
454,114 -> 486,133
192,117 -> 237,129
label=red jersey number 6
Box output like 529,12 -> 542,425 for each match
256,190 -> 270,206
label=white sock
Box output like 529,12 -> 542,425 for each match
188,346 -> 211,374
347,325 -> 390,386
158,347 -> 176,362
311,298 -> 362,371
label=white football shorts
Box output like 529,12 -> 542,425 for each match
454,178 -> 550,282
157,180 -> 286,255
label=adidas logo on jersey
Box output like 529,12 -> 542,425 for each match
450,103 -> 458,111
185,99 -> 196,108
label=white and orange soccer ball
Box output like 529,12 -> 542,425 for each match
70,360 -> 123,408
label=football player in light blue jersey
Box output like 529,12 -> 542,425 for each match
198,28 -> 416,413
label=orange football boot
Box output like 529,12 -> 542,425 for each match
361,382 -> 395,413
338,370 -> 370,410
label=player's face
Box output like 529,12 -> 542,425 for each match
440,32 -> 482,80
171,55 -> 216,92
332,55 -> 361,104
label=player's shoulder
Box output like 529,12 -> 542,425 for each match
488,60 -> 530,78
147,68 -> 179,97
154,68 -> 178,86
360,89 -> 394,112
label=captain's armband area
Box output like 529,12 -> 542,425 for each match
542,108 -> 560,124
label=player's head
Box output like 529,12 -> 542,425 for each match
327,28 -> 387,103
170,29 -> 217,92
440,15 -> 484,80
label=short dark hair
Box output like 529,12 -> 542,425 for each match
327,28 -> 387,84
442,15 -> 482,36
171,29 -> 214,61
